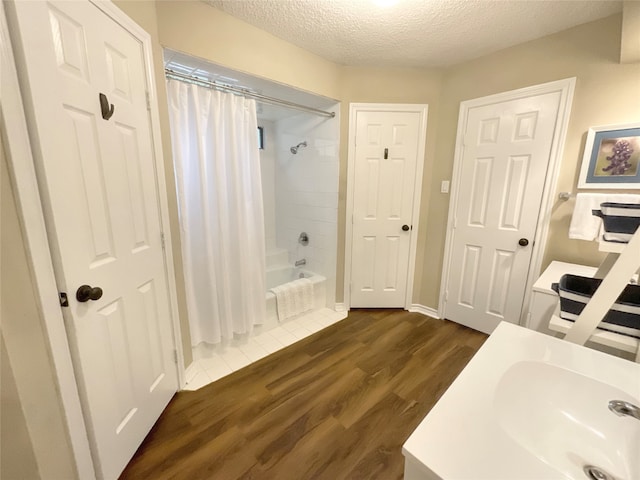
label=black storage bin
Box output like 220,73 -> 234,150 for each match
592,202 -> 640,243
551,274 -> 640,338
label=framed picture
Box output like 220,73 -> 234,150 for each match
578,122 -> 640,189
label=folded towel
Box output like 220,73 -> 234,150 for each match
569,193 -> 640,241
270,278 -> 314,322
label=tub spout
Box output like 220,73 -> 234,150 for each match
295,259 -> 306,267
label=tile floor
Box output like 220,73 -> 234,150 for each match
183,308 -> 347,390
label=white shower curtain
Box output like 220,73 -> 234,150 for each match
167,79 -> 266,346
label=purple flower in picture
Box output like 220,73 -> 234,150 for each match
602,139 -> 633,175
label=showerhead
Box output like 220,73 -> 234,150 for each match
290,141 -> 307,154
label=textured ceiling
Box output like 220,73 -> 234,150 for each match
207,0 -> 622,67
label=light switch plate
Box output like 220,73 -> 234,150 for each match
441,180 -> 450,193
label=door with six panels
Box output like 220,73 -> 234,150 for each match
8,1 -> 178,478
350,109 -> 423,307
444,91 -> 562,334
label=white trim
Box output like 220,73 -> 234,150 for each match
183,361 -> 201,384
344,103 -> 428,310
438,78 -> 576,326
334,303 -> 348,312
90,0 -> 185,389
408,304 -> 441,320
1,2 -> 95,478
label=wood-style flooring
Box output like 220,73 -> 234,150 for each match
120,309 -> 487,480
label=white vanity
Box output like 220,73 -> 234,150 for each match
402,322 -> 640,480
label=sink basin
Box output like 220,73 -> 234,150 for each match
403,322 -> 640,480
495,361 -> 640,480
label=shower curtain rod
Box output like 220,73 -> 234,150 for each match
165,69 -> 336,118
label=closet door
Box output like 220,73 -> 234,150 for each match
444,91 -> 561,334
9,1 -> 178,478
350,108 -> 424,308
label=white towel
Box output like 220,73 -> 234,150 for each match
270,278 -> 314,322
569,193 -> 640,241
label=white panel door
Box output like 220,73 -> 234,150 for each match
9,2 -> 178,479
351,110 -> 421,307
445,92 -> 562,333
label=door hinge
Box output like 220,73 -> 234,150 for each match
59,292 -> 69,307
160,232 -> 166,250
453,215 -> 457,229
145,91 -> 151,111
445,290 -> 449,302
351,214 -> 354,224
173,350 -> 178,364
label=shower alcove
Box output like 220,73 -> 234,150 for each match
164,50 -> 342,388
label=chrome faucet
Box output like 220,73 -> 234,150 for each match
608,400 -> 640,420
295,259 -> 306,267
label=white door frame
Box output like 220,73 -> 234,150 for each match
2,1 -> 184,478
344,103 -> 428,310
438,78 -> 576,324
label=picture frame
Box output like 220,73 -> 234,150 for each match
578,122 -> 640,189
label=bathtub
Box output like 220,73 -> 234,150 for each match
190,261 -> 326,363
264,264 -> 326,329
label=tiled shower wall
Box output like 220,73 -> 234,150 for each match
259,120 -> 277,252
274,106 -> 340,307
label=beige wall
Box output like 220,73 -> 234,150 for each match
155,1 -> 342,100
421,14 -> 640,308
1,336 -> 39,480
621,1 -> 640,63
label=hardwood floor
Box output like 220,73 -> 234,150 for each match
120,309 -> 487,480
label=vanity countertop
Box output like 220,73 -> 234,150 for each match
402,322 -> 640,480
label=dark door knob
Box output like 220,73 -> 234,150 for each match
76,285 -> 103,302
402,224 -> 410,231
518,238 -> 529,247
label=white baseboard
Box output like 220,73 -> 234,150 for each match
408,304 -> 440,319
334,303 -> 348,312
